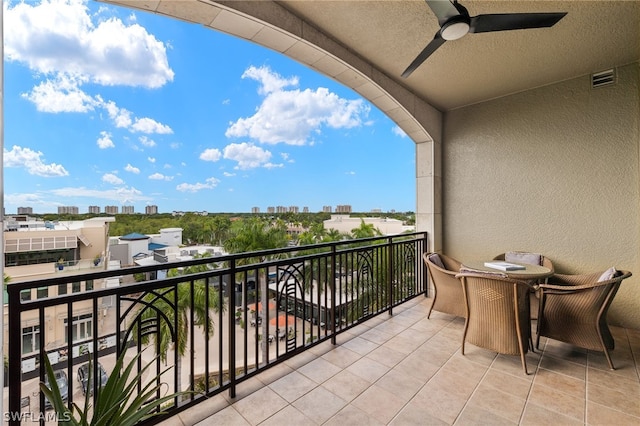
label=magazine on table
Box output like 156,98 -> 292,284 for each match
483,261 -> 526,271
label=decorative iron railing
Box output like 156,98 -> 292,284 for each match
6,232 -> 428,425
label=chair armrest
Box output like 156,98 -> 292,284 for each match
540,270 -> 632,293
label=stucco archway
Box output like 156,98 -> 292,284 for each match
101,0 -> 443,252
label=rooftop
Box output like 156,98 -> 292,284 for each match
161,297 -> 640,426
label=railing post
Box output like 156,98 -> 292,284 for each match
387,236 -> 394,316
228,258 -> 237,399
423,232 -> 429,298
7,286 -> 21,425
330,245 -> 337,346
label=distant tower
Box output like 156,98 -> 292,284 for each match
58,206 -> 79,214
145,205 -> 158,215
88,205 -> 100,214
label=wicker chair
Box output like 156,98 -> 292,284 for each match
423,253 -> 465,319
536,269 -> 632,369
457,270 -> 533,374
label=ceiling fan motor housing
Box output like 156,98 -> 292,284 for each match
441,15 -> 470,40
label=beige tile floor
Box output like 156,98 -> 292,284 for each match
161,297 -> 640,425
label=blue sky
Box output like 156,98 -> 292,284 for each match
4,0 -> 415,214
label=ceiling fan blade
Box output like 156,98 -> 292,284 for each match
425,0 -> 461,26
469,12 -> 567,33
401,33 -> 446,78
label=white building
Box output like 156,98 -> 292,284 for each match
323,215 -> 408,235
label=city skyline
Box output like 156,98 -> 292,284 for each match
14,203 -> 411,215
4,0 -> 416,214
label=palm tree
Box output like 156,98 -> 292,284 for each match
133,253 -> 225,392
350,219 -> 382,239
223,218 -> 289,357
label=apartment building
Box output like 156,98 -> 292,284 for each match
88,205 -> 100,214
3,217 -> 115,363
335,205 -> 352,213
104,205 -> 119,214
145,205 -> 159,214
58,206 -> 79,215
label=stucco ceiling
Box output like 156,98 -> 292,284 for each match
102,0 -> 640,112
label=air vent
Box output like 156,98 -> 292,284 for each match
591,69 -> 616,88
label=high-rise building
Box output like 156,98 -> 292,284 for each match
105,205 -> 119,214
145,205 -> 158,215
121,205 -> 134,214
88,206 -> 100,214
322,206 -> 332,213
58,206 -> 79,215
251,207 -> 260,214
335,205 -> 352,213
288,206 -> 299,213
267,207 -> 275,214
276,206 -> 287,213
303,207 -> 309,213
17,207 -> 33,215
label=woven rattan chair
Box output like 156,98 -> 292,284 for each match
423,253 -> 465,318
536,269 -> 632,369
457,270 -> 533,374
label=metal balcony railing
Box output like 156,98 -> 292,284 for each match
6,232 -> 428,425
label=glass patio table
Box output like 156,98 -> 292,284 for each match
461,260 -> 553,282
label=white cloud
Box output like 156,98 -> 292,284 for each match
130,117 -> 172,134
149,173 -> 173,181
148,157 -> 156,163
226,65 -> 369,145
223,172 -> 236,177
223,143 -> 272,170
23,73 -> 97,113
176,177 -> 220,193
5,0 -> 174,89
124,163 -> 140,174
281,152 -> 294,163
392,125 -> 407,138
345,171 -> 356,175
241,65 -> 298,95
263,162 -> 284,169
101,99 -> 171,134
139,136 -> 156,147
102,99 -> 132,128
97,131 -> 115,148
199,148 -> 222,162
7,0 -> 174,134
102,172 -> 123,185
4,145 -> 69,177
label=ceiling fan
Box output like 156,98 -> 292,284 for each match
401,0 -> 567,78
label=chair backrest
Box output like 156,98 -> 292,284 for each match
494,251 -> 555,274
537,270 -> 632,358
457,271 -> 532,357
423,253 -> 465,318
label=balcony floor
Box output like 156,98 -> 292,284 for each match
162,297 -> 640,426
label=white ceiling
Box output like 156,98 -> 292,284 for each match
103,1 -> 640,112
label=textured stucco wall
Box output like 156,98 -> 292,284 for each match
443,63 -> 640,329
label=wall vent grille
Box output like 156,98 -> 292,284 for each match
591,69 -> 616,88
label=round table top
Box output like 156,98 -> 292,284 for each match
461,261 -> 553,280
